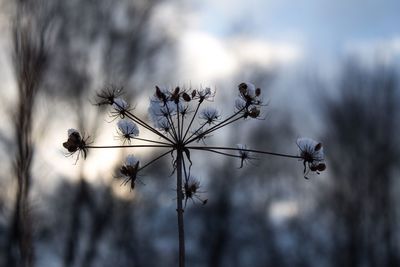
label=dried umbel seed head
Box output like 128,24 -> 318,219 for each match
63,129 -> 88,160
111,98 -> 132,119
117,119 -> 139,143
314,142 -> 322,151
200,107 -> 220,124
184,180 -> 200,199
120,155 -> 140,190
247,106 -> 260,119
171,87 -> 181,104
310,162 -> 326,172
173,86 -> 180,95
296,137 -> 326,178
63,129 -> 81,153
236,82 -> 263,119
96,86 -> 123,106
197,87 -> 213,103
238,82 -> 248,96
255,88 -> 261,97
237,144 -> 252,168
182,92 -> 191,102
155,86 -> 167,102
183,177 -> 207,207
192,128 -> 209,143
238,82 -> 257,99
298,139 -> 323,163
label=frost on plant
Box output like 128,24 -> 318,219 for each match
199,107 -> 220,124
62,82 -> 326,267
119,154 -> 140,190
117,119 -> 139,143
297,137 -> 326,179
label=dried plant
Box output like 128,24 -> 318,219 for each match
63,83 -> 326,267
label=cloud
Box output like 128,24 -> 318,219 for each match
344,37 -> 400,65
230,37 -> 302,66
178,31 -> 302,82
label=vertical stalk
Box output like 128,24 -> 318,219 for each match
176,149 -> 185,267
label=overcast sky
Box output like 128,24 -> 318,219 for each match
193,0 -> 400,55
178,0 -> 400,83
173,0 -> 400,137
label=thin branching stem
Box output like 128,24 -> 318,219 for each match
146,100 -> 177,142
180,112 -> 185,142
176,103 -> 181,142
182,101 -> 201,141
114,102 -> 174,144
86,144 -> 173,149
184,122 -> 208,145
138,149 -> 174,172
187,146 -> 302,159
190,115 -> 244,144
165,103 -> 179,142
184,108 -> 244,144
164,113 -> 178,142
129,137 -> 171,145
113,101 -> 163,137
190,148 -> 242,158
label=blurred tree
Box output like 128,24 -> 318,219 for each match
2,0 -> 179,266
41,0 -> 179,266
191,85 -> 298,267
319,62 -> 400,267
6,1 -> 50,266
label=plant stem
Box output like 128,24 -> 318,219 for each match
85,144 -> 172,149
176,149 -> 185,267
182,101 -> 201,141
184,108 -> 244,144
187,146 -> 302,159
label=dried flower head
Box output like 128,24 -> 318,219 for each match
191,128 -> 209,143
199,107 -> 220,124
182,92 -> 191,102
236,82 -> 263,119
111,98 -> 131,118
235,98 -> 247,111
153,86 -> 192,105
194,87 -> 214,103
237,144 -> 252,168
117,119 -> 139,143
297,137 -> 326,178
246,106 -> 261,119
96,85 -> 123,106
120,154 -> 140,190
183,176 -> 207,207
238,82 -> 262,105
156,117 -> 171,133
62,129 -> 88,161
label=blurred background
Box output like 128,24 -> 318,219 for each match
0,0 -> 400,266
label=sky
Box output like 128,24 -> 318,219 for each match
1,0 -> 399,183
174,0 -> 400,139
179,0 -> 400,82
